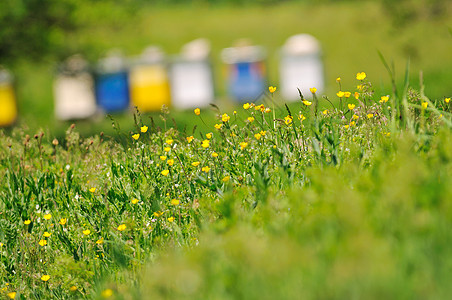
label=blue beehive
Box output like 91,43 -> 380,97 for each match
95,53 -> 130,112
221,42 -> 266,102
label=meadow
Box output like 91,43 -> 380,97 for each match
1,70 -> 452,299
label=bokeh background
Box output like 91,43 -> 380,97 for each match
1,0 -> 451,137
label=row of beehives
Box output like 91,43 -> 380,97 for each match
0,34 -> 324,125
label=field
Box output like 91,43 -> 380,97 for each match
1,70 -> 452,298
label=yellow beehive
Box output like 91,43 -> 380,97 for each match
129,64 -> 171,112
0,81 -> 17,127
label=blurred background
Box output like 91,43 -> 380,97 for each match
0,0 -> 451,137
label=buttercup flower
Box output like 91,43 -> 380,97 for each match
101,289 -> 113,298
201,140 -> 209,148
356,72 -> 367,80
211,152 -> 219,158
202,166 -> 210,173
167,217 -> 175,223
192,161 -> 200,167
310,87 -> 317,93
367,113 -> 374,119
214,123 -> 223,130
445,97 -> 450,103
83,229 -> 91,236
140,126 -> 148,133
221,113 -> 230,122
132,134 -> 139,140
284,115 -> 293,125
166,139 -> 173,145
243,103 -> 250,110
164,147 -> 171,152
160,155 -> 167,161
69,286 -> 78,292
348,104 -> 356,110
24,220 -> 31,225
161,170 -> 170,176
194,108 -> 200,115
254,133 -> 262,140
186,136 -> 194,143
337,91 -> 345,98
43,232 -> 51,237
344,92 -> 351,98
322,109 -> 328,115
131,198 -> 139,204
59,218 -> 67,225
302,100 -> 312,106
7,292 -> 16,299
239,142 -> 248,150
167,159 -> 174,166
354,92 -> 360,99
247,117 -> 255,123
171,199 -> 180,205
39,240 -> 47,247
269,86 -> 277,93
352,114 -> 359,120
222,176 -> 230,182
41,275 -> 50,282
206,133 -> 212,139
380,96 -> 389,103
117,224 -> 126,231
43,214 -> 51,220
89,187 -> 96,193
421,102 -> 428,109
96,238 -> 104,244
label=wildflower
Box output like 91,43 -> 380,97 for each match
101,289 -> 113,298
367,113 -> 374,119
445,97 -> 450,103
24,220 -> 31,225
380,96 -> 389,103
421,102 -> 428,109
166,139 -> 173,145
167,159 -> 174,166
298,114 -> 306,121
201,166 -> 210,173
59,218 -> 67,225
302,100 -> 312,106
439,114 -> 443,119
83,229 -> 91,236
357,85 -> 363,90
89,187 -> 96,193
239,142 -> 248,150
211,152 -> 219,158
336,91 -> 345,98
264,108 -> 271,113
43,232 -> 51,237
153,211 -> 163,217
344,92 -> 351,98
310,87 -> 317,93
260,130 -> 267,136
164,147 -> 171,152
254,133 -> 262,140
39,240 -> 47,247
194,108 -> 200,115
140,126 -> 148,133
160,155 -> 167,161
206,133 -> 212,139
222,176 -> 230,182
352,114 -> 359,120
186,136 -> 194,143
161,170 -> 170,176
344,125 -> 350,129
132,134 -> 140,140
234,110 -> 237,114
201,140 -> 209,148
336,77 -> 341,82
41,275 -> 50,282
243,103 -> 250,110
214,123 -> 223,130
7,292 -> 16,299
221,113 -> 230,122
117,224 -> 126,231
192,161 -> 200,167
43,214 -> 52,220
247,117 -> 255,123
350,121 -> 356,127
96,238 -> 104,244
356,72 -> 367,80
322,109 -> 328,115
69,286 -> 78,292
167,217 -> 175,223
348,103 -> 355,110
354,92 -> 359,99
131,198 -> 139,204
171,199 -> 180,205
269,86 -> 277,93
284,115 -> 293,125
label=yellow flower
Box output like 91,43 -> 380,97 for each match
39,240 -> 47,247
336,91 -> 345,98
167,217 -> 175,223
194,108 -> 200,116
69,286 -> 78,292
356,72 -> 367,80
89,187 -> 96,193
254,133 -> 262,140
43,232 -> 51,237
380,96 -> 389,103
41,275 -> 50,282
7,292 -> 16,299
43,214 -> 52,220
350,121 -> 356,127
186,136 -> 194,143
153,211 -> 163,217
160,155 -> 167,161
348,103 -> 356,110
298,114 -> 306,121
260,130 -> 266,136
354,92 -> 360,99
161,170 -> 169,176
132,134 -> 140,140
247,116 -> 255,123
336,77 -> 341,83
302,100 -> 312,106
192,161 -> 200,167
117,224 -> 126,231
214,123 -> 223,130
201,166 -> 210,173
239,142 -> 248,150
206,133 -> 212,139
344,92 -> 351,98
357,85 -> 363,90
164,147 -> 171,152
243,103 -> 250,110
24,220 -> 31,225
439,114 -> 443,119
221,113 -> 230,122
269,86 -> 277,93
222,176 -> 230,182
445,97 -> 450,103
59,218 -> 67,225
171,199 -> 180,205
344,125 -> 350,129
352,114 -> 359,120
264,107 -> 271,113
421,102 -> 428,109
131,198 -> 139,204
96,238 -> 104,244
140,126 -> 148,133
166,139 -> 173,145
211,152 -> 219,158
101,288 -> 113,298
284,115 -> 293,125
367,113 -> 374,119
167,159 -> 174,166
83,229 -> 91,236
310,87 -> 317,93
322,109 -> 328,115
201,140 -> 209,148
